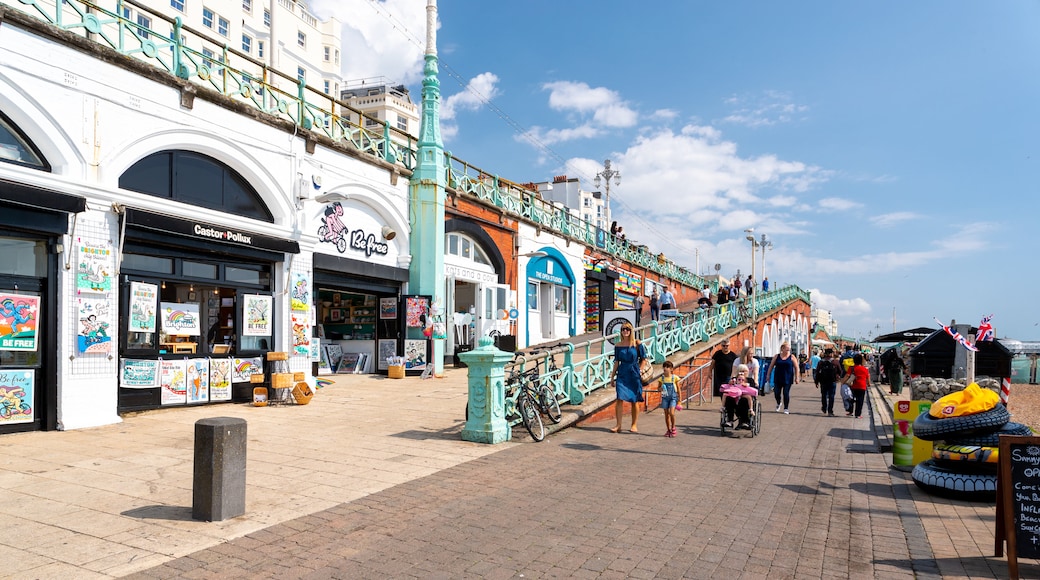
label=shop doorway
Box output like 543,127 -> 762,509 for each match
0,239 -> 50,434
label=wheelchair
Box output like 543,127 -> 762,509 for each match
720,387 -> 762,437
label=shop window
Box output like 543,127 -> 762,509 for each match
0,111 -> 49,171
121,254 -> 173,274
527,282 -> 538,310
0,238 -> 47,277
554,287 -> 569,314
445,233 -> 491,266
226,266 -> 267,285
119,150 -> 273,222
183,261 -> 217,279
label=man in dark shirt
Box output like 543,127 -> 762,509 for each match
711,340 -> 739,397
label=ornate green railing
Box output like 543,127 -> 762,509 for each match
500,285 -> 810,429
4,0 -> 707,290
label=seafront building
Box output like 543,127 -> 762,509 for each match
0,0 -> 813,437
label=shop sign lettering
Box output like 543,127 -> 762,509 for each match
349,229 -> 389,257
193,224 -> 253,245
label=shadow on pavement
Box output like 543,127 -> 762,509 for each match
122,505 -> 194,521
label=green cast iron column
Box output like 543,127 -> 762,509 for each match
409,0 -> 446,374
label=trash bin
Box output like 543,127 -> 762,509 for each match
493,334 -> 517,353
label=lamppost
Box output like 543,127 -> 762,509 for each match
745,229 -> 758,343
759,233 -> 773,289
594,159 -> 621,228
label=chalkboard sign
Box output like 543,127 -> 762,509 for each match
996,435 -> 1040,579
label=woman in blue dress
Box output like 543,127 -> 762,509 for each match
610,323 -> 648,433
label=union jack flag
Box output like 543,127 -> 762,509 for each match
934,318 -> 979,352
977,314 -> 994,342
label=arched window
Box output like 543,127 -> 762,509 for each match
0,111 -> 49,171
445,232 -> 491,266
119,150 -> 272,222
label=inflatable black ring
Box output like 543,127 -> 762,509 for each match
911,405 -> 1010,441
911,459 -> 996,501
943,421 -> 1033,447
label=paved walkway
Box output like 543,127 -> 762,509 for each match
1,369 -> 1038,578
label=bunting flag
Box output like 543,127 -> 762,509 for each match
934,318 -> 978,352
977,314 -> 994,342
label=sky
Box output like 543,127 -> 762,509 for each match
307,0 -> 1040,342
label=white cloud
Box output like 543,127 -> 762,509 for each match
818,197 -> 862,211
721,90 -> 809,127
809,288 -> 872,318
870,211 -> 919,228
440,72 -> 500,141
308,0 -> 428,85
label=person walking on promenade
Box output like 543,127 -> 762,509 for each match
762,277 -> 769,292
660,286 -> 675,311
845,353 -> 871,418
649,288 -> 660,321
810,349 -> 821,384
766,342 -> 799,414
815,348 -> 839,416
710,340 -> 738,397
744,275 -> 754,296
740,346 -> 760,393
633,293 -> 645,326
610,323 -> 647,433
658,361 -> 679,437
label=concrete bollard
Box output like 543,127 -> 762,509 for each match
192,417 -> 247,521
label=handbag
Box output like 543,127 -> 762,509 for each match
639,358 -> 654,385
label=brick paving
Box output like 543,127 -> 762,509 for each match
123,383 -> 1035,579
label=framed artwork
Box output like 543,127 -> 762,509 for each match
377,339 -> 397,370
379,297 -> 398,320
337,353 -> 362,374
404,339 -> 427,370
188,291 -> 197,301
333,293 -> 342,306
324,344 -> 343,371
330,309 -> 342,322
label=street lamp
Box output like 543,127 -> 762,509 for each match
759,233 -> 773,288
594,159 -> 621,228
745,229 -> 758,344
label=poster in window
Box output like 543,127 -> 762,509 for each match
380,297 -> 398,320
160,302 -> 201,336
160,359 -> 188,406
242,294 -> 272,336
120,359 -> 159,388
406,297 -> 429,328
404,339 -> 427,370
75,241 -> 112,293
291,311 -> 310,355
186,359 -> 210,404
0,293 -> 39,352
0,369 -> 34,424
129,282 -> 157,333
309,337 -> 321,362
77,297 -> 113,354
377,339 -> 397,370
290,272 -> 309,312
209,358 -> 232,401
231,357 -> 263,383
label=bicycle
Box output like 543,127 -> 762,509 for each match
504,352 -> 562,441
526,346 -> 563,424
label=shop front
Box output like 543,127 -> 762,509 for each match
0,180 -> 85,433
443,221 -> 511,359
584,259 -> 619,333
525,248 -> 576,345
116,208 -> 299,411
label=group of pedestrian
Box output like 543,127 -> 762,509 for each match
813,346 -> 869,418
642,285 -> 675,323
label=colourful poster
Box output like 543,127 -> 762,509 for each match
309,337 -> 321,362
160,302 -> 201,336
404,339 -> 427,370
160,359 -> 188,405
231,357 -> 263,383
76,241 -> 112,293
77,298 -> 113,354
0,369 -> 34,424
892,400 -> 934,468
128,282 -> 157,333
186,359 -> 210,403
120,359 -> 159,388
380,297 -> 398,320
406,297 -> 429,328
0,293 -> 39,352
242,294 -> 272,336
291,311 -> 310,355
290,273 -> 309,312
209,358 -> 232,401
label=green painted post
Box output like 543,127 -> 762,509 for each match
409,1 -> 447,374
562,343 -> 583,404
460,337 -> 512,444
172,18 -> 188,79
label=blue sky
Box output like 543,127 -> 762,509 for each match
309,0 -> 1040,342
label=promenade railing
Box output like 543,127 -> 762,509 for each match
497,285 -> 810,430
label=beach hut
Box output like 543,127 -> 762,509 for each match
908,327 -> 1013,379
